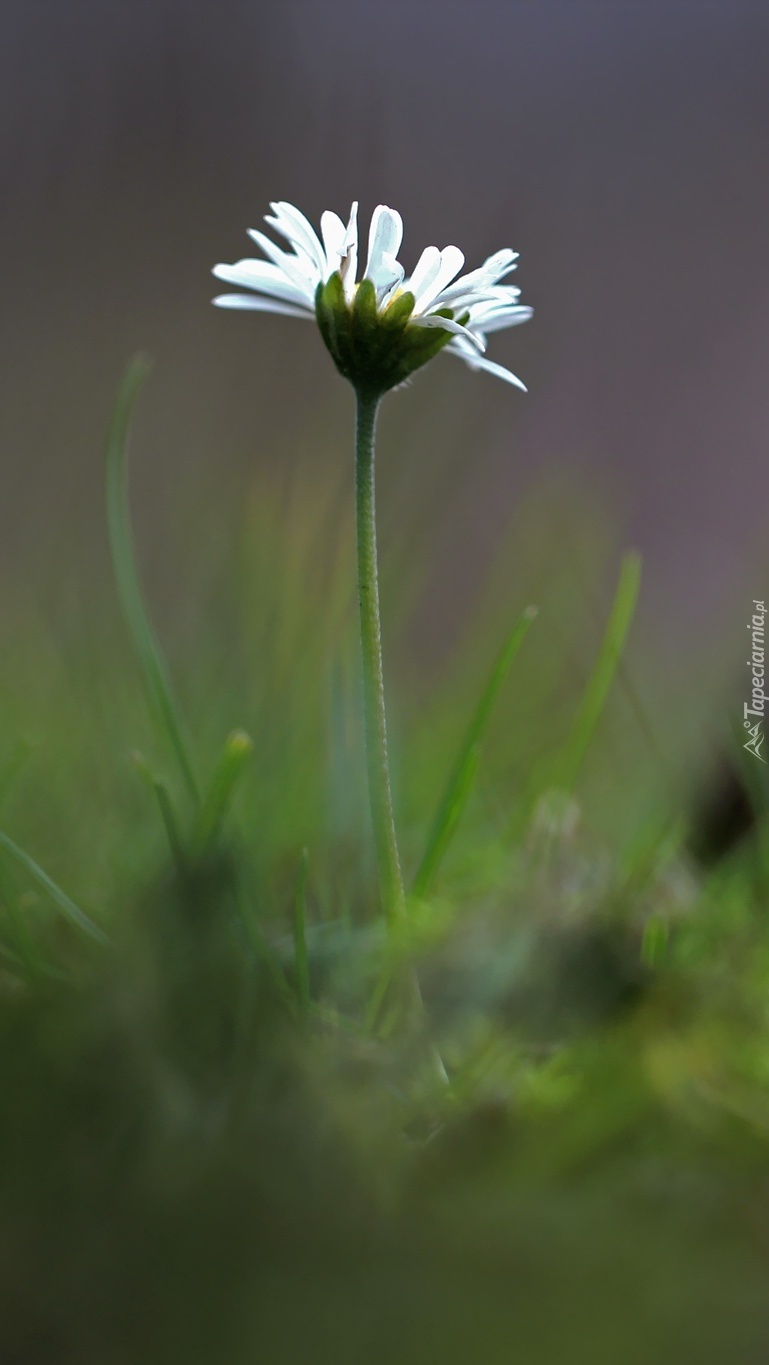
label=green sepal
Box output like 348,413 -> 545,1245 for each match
316,273 -> 354,378
315,271 -> 460,397
314,280 -> 334,354
352,277 -> 377,329
380,290 -> 415,331
350,278 -> 381,388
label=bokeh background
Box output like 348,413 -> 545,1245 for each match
2,0 -> 768,728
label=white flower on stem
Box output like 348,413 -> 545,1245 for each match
213,201 -> 532,396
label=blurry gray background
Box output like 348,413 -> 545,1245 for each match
1,0 -> 768,690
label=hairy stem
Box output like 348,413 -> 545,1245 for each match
354,389 -> 406,926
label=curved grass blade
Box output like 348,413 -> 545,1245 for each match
557,551 -> 642,793
0,830 -> 108,945
412,603 -> 538,900
0,858 -> 44,977
193,730 -> 254,854
106,356 -> 200,808
132,751 -> 189,878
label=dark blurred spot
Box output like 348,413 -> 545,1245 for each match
687,758 -> 757,867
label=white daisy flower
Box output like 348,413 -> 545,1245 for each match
213,201 -> 532,397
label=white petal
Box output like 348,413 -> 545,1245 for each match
412,245 -> 465,314
470,305 -> 533,334
320,210 -> 347,274
365,205 -> 404,294
212,259 -> 313,308
247,228 -> 314,276
439,250 -> 519,305
466,284 -> 525,307
445,341 -> 527,390
265,201 -> 327,277
247,228 -> 319,296
450,283 -> 522,313
475,247 -> 519,280
262,216 -> 318,279
411,312 -> 486,351
212,294 -> 313,319
340,201 -> 359,300
378,252 -> 405,305
406,245 -> 442,308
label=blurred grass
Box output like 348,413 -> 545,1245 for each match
0,369 -> 767,1361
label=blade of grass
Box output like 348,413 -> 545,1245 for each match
412,604 -> 538,900
556,551 -> 642,793
293,847 -> 311,1022
0,860 -> 45,977
106,355 -> 200,808
132,752 -> 188,879
365,606 -> 536,1035
193,730 -> 254,854
0,830 -> 108,945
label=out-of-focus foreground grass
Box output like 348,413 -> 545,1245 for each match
0,375 -> 768,1364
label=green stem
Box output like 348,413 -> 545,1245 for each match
354,389 -> 406,926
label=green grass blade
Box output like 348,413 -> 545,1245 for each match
0,830 -> 108,945
293,847 -> 311,1022
412,604 -> 538,900
132,751 -> 188,878
557,551 -> 642,793
193,730 -> 254,854
0,858 -> 45,977
106,356 -> 200,808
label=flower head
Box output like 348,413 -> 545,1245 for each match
213,201 -> 532,398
